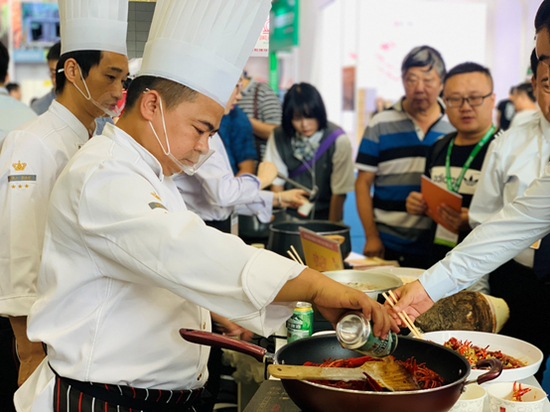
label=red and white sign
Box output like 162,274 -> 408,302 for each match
251,16 -> 269,57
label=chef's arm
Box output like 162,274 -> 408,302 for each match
275,267 -> 398,338
249,118 -> 278,140
328,194 -> 346,222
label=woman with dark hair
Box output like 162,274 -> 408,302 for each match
265,82 -> 355,221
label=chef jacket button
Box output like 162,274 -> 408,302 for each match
197,373 -> 202,380
202,322 -> 206,329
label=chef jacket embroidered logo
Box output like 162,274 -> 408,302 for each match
8,175 -> 36,189
149,202 -> 167,211
151,192 -> 161,201
12,161 -> 27,171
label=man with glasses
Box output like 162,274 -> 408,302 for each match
355,45 -> 454,268
406,63 -> 497,291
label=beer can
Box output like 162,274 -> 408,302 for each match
335,312 -> 397,357
287,302 -> 314,343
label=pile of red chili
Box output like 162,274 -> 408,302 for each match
303,355 -> 444,392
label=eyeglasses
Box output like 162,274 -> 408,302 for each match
445,92 -> 493,108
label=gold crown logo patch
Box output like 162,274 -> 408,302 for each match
12,161 -> 27,171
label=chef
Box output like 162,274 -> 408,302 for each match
391,0 -> 550,379
15,1 -> 396,411
0,0 -> 129,387
175,77 -> 308,234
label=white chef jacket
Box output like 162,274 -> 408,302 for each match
0,100 -> 90,317
175,133 -> 273,223
508,109 -> 538,130
0,87 -> 37,146
469,112 -> 550,268
15,123 -> 303,412
419,161 -> 550,303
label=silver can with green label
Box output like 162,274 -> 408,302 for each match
287,302 -> 314,343
335,312 -> 397,357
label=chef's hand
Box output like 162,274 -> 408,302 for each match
386,280 -> 435,324
276,189 -> 308,208
363,235 -> 385,258
257,162 -> 278,189
438,205 -> 470,233
406,191 -> 427,215
211,313 -> 254,341
275,268 -> 399,339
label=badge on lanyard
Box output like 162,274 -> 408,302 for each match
434,224 -> 459,248
230,211 -> 239,236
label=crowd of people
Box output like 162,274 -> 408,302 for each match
2,0 -> 550,411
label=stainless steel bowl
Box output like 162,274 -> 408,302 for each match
322,270 -> 403,300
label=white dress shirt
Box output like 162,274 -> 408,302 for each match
0,100 -> 90,317
420,160 -> 550,302
509,109 -> 538,129
174,133 -> 273,223
15,123 -> 303,412
0,87 -> 37,146
469,113 -> 550,267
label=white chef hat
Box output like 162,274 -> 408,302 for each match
59,0 -> 128,56
138,0 -> 271,108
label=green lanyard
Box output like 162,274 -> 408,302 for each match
445,125 -> 495,193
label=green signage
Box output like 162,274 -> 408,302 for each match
269,0 -> 299,52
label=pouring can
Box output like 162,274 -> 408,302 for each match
336,312 -> 397,357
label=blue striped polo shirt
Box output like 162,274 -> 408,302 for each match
356,98 -> 455,255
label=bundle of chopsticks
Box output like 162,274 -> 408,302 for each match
383,291 -> 424,340
287,245 -> 305,265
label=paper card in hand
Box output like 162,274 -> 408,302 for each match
421,175 -> 463,234
299,227 -> 344,271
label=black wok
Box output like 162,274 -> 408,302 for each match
179,330 -> 501,412
267,221 -> 351,261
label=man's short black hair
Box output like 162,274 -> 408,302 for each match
123,75 -> 198,115
6,83 -> 19,93
55,50 -> 102,94
509,86 -> 517,95
282,82 -> 327,137
444,62 -> 493,89
530,48 -> 540,79
0,41 -> 9,84
535,0 -> 550,34
47,42 -> 61,62
516,82 -> 536,103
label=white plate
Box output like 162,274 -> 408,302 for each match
423,330 -> 544,382
363,267 -> 424,285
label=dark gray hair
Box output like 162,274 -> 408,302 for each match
401,45 -> 446,81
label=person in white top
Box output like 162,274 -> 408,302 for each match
175,76 -> 308,232
509,82 -> 538,129
387,0 -> 550,383
0,0 -> 129,388
16,1 -> 396,411
0,42 -> 36,145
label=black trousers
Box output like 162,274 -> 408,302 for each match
0,317 -> 17,412
489,259 -> 550,382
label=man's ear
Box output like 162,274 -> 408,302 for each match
140,89 -> 161,122
63,58 -> 79,85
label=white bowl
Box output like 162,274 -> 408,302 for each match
487,382 -> 547,412
322,269 -> 402,300
362,267 -> 424,285
449,384 -> 486,412
423,330 -> 543,382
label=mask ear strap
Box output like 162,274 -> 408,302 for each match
146,90 -> 171,156
71,64 -> 93,101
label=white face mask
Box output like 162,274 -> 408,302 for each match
64,64 -> 124,118
147,91 -> 214,176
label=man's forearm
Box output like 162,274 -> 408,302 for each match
250,118 -> 278,140
328,194 -> 346,222
355,179 -> 379,237
236,160 -> 256,176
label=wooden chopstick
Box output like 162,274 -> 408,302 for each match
290,245 -> 305,265
287,250 -> 300,263
383,291 -> 424,340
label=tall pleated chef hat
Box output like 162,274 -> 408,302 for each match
59,0 -> 128,56
138,0 -> 271,108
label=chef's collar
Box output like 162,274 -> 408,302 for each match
539,110 -> 550,143
102,122 -> 165,181
49,100 -> 94,145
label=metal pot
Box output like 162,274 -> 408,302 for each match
267,221 -> 351,261
179,330 -> 502,412
238,208 -> 288,242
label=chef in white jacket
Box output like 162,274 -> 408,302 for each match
175,78 -> 308,233
0,0 -> 129,387
16,1 -> 396,411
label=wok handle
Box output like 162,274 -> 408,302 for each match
179,329 -> 267,362
466,358 -> 503,386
